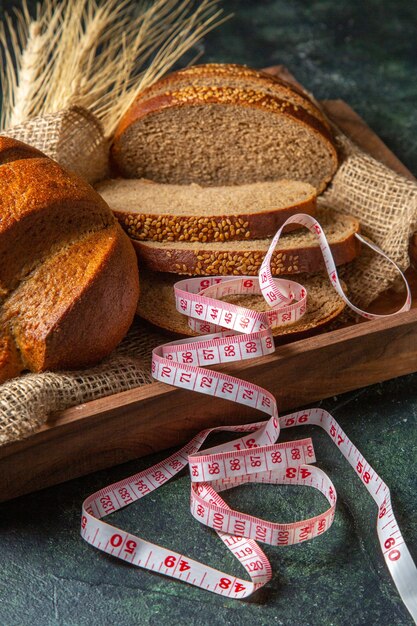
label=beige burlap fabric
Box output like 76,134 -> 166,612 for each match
2,106 -> 109,184
0,321 -> 162,445
0,110 -> 416,447
322,133 -> 417,307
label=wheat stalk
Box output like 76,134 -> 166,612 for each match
0,0 -> 229,135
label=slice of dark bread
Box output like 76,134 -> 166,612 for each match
133,208 -> 360,276
111,64 -> 338,193
137,269 -> 347,339
96,177 -> 317,242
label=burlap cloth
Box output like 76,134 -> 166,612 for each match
2,106 -> 109,184
0,108 -> 416,446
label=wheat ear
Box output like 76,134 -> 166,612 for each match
0,0 -> 229,135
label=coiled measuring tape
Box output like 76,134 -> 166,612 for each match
81,214 -> 417,623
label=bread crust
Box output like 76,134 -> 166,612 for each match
0,135 -> 45,165
111,191 -> 317,243
133,225 -> 361,276
113,86 -> 336,150
0,156 -> 113,293
0,330 -> 24,383
8,225 -> 139,372
131,63 -> 330,128
0,137 -> 140,381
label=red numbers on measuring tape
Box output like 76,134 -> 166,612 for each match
208,462 -> 220,475
135,480 -> 150,495
242,389 -> 254,400
110,534 -> 123,547
356,460 -> 371,484
181,352 -> 193,363
99,495 -> 115,513
125,540 -> 137,555
255,526 -> 267,541
118,487 -> 133,504
278,530 -> 290,545
179,372 -> 192,384
221,382 -> 234,394
213,513 -> 225,531
164,555 -> 191,571
230,459 -> 241,471
110,535 -> 138,556
239,317 -> 250,329
384,537 -> 401,561
329,424 -> 345,447
151,470 -> 168,484
285,468 -> 297,479
247,560 -> 264,572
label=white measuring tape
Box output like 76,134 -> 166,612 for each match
81,214 -> 416,622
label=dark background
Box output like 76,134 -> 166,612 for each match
0,1 -> 416,625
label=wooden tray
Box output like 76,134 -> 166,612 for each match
1,94 -> 416,503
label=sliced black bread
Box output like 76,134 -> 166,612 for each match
111,64 -> 338,193
133,207 -> 360,276
137,270 -> 347,339
96,178 -> 317,242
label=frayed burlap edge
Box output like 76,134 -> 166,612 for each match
2,106 -> 109,184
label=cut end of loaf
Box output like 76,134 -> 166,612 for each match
133,208 -> 360,276
112,86 -> 338,193
96,177 -> 317,242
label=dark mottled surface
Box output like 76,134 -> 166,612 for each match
0,1 -> 417,625
1,376 -> 416,625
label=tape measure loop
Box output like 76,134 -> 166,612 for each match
81,214 -> 416,622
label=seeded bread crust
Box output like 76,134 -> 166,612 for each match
133,209 -> 360,276
137,270 -> 347,340
0,136 -> 139,382
97,178 -> 317,243
132,63 -> 330,128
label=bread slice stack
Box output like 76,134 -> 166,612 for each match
99,63 -> 362,339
